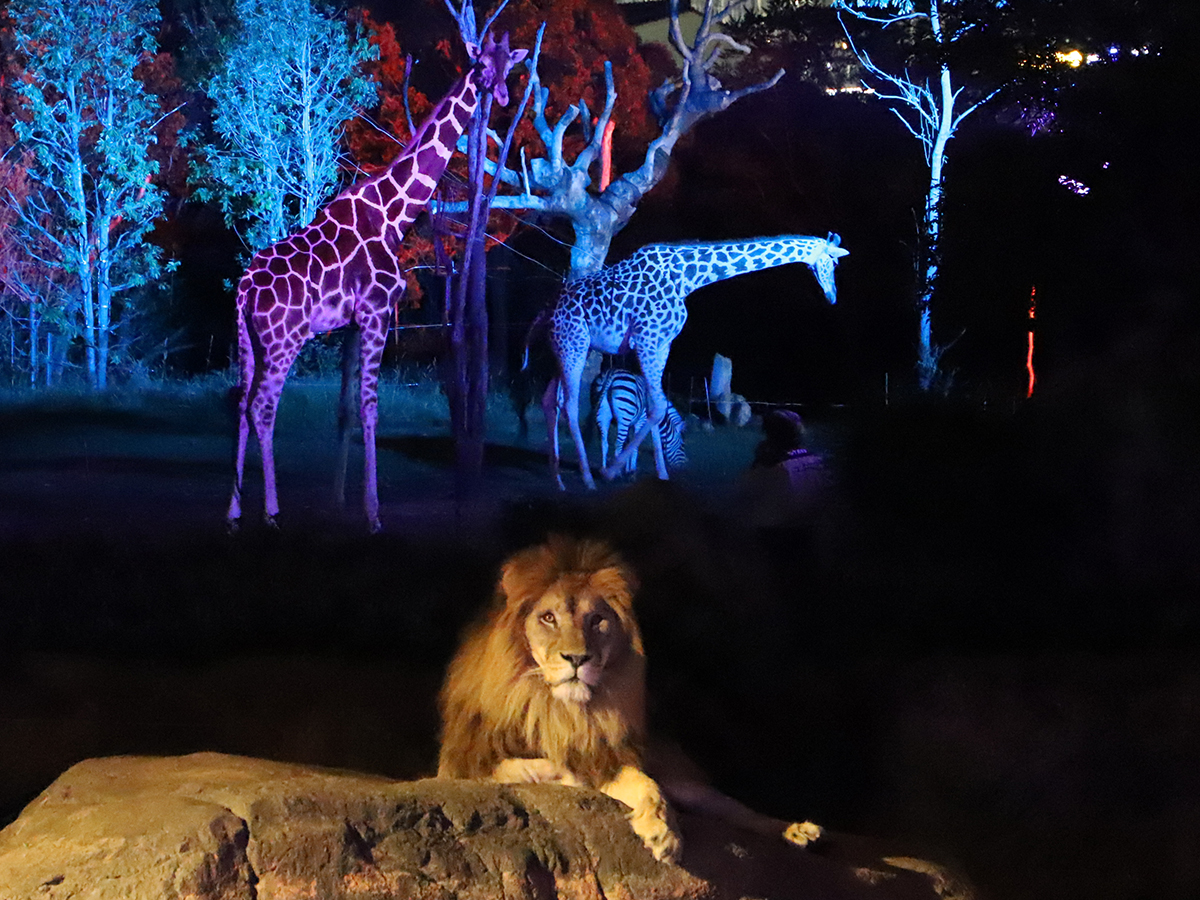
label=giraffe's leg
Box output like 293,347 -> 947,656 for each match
251,341 -> 304,527
334,324 -> 362,509
561,367 -> 595,490
227,410 -> 250,528
612,414 -> 665,480
226,310 -> 255,530
227,383 -> 252,529
358,316 -> 387,534
541,378 -> 564,490
606,407 -> 653,481
646,407 -> 668,481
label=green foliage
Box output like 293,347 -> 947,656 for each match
192,0 -> 378,252
6,0 -> 173,388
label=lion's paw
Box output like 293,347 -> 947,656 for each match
783,820 -> 823,848
602,766 -> 683,865
629,801 -> 683,864
493,757 -> 580,785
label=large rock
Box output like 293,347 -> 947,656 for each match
0,753 -> 973,900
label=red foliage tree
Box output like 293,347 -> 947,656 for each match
494,0 -> 657,167
134,51 -> 189,201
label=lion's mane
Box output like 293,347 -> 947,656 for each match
437,536 -> 647,788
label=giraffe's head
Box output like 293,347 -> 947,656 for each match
810,233 -> 850,304
465,32 -> 528,108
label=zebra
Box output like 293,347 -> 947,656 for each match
593,369 -> 687,477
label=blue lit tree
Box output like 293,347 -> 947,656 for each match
834,0 -> 1004,391
3,0 -> 174,389
193,0 -> 377,252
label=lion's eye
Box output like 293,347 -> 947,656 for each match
539,611 -> 557,627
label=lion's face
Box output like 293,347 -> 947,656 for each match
524,580 -> 629,704
438,537 -> 646,784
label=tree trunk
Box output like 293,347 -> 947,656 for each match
97,235 -> 113,391
78,256 -> 98,390
915,162 -> 943,392
447,274 -> 468,470
916,14 -> 953,392
28,307 -> 40,388
72,219 -> 98,389
463,225 -> 489,481
567,217 -> 618,280
447,94 -> 495,495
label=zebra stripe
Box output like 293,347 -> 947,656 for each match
593,369 -> 687,475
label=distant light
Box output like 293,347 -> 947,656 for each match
1086,53 -> 1100,64
1131,48 -> 1140,56
825,85 -> 876,96
1108,46 -> 1119,57
1058,175 -> 1090,196
1056,49 -> 1084,68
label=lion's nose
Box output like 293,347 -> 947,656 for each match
561,653 -> 592,669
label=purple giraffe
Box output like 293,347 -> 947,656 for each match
227,33 -> 527,533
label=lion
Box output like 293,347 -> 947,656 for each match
437,535 -> 822,863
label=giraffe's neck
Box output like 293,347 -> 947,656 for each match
647,237 -> 827,296
355,68 -> 483,237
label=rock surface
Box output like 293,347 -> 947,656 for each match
0,753 -> 973,900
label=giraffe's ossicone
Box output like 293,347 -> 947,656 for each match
226,32 -> 527,532
540,234 -> 849,489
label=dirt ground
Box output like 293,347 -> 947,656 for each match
2,382 -> 1199,900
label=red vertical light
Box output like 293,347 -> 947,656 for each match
599,120 -> 615,191
1026,286 -> 1037,398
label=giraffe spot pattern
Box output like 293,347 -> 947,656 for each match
376,174 -> 400,206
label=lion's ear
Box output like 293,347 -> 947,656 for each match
588,564 -> 638,606
621,609 -> 645,656
586,563 -> 643,655
616,563 -> 638,597
498,544 -> 553,611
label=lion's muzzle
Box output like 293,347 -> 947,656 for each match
552,679 -> 593,703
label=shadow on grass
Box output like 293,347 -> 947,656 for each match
0,455 -> 230,478
378,434 -> 581,473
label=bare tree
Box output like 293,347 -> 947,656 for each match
835,0 -> 1002,391
462,0 -> 785,279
